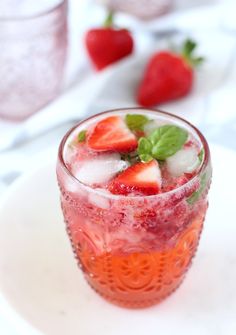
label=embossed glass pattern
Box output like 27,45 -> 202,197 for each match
57,109 -> 212,308
0,0 -> 67,121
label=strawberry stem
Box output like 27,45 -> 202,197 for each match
104,11 -> 114,28
181,39 -> 205,67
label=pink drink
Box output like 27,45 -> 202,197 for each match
0,0 -> 67,121
57,108 -> 212,308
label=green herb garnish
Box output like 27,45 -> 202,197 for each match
137,137 -> 153,162
78,130 -> 87,143
149,125 -> 188,160
198,148 -> 204,163
137,125 -> 188,162
187,173 -> 207,205
125,114 -> 149,132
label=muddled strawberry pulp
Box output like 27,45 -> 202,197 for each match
57,109 -> 211,308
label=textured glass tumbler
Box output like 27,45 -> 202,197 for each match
57,109 -> 212,308
0,0 -> 67,121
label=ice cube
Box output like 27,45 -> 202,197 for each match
166,147 -> 199,177
63,174 -> 87,197
144,120 -> 168,136
88,189 -> 111,209
73,153 -> 129,186
63,143 -> 77,166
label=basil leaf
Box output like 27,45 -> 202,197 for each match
78,130 -> 87,142
187,173 -> 207,205
149,125 -> 188,160
139,154 -> 153,163
125,114 -> 149,131
137,137 -> 152,153
137,137 -> 153,162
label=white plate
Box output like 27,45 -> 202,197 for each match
0,144 -> 236,335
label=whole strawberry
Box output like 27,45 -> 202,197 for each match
85,12 -> 134,70
137,39 -> 204,107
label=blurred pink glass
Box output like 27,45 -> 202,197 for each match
98,0 -> 174,20
0,0 -> 68,121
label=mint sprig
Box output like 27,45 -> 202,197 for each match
137,138 -> 153,162
149,125 -> 188,160
137,125 -> 188,162
125,114 -> 149,132
78,130 -> 87,143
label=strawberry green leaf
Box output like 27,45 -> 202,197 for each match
149,125 -> 188,160
78,130 -> 87,143
104,11 -> 114,28
182,39 -> 196,56
192,56 -> 205,67
125,114 -> 149,131
181,38 -> 204,68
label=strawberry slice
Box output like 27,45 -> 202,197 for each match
88,116 -> 138,152
108,160 -> 162,196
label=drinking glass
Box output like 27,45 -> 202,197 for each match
0,0 -> 68,121
57,108 -> 212,308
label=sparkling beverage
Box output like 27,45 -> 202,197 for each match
57,108 -> 212,308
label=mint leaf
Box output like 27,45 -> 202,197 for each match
78,130 -> 87,142
137,125 -> 188,162
125,114 -> 149,131
198,148 -> 204,163
137,137 -> 153,162
139,154 -> 153,162
187,173 -> 207,205
149,125 -> 188,160
138,137 -> 152,153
